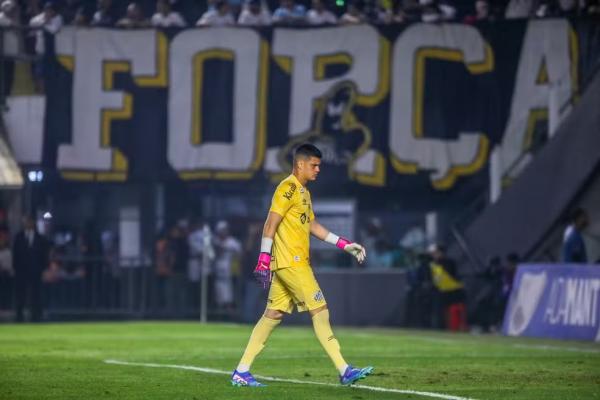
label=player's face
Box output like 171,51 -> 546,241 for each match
301,156 -> 321,181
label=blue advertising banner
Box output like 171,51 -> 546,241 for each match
503,264 -> 600,341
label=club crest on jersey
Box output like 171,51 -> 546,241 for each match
283,183 -> 296,200
294,255 -> 300,262
314,290 -> 324,302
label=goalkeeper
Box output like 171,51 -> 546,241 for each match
231,143 -> 373,387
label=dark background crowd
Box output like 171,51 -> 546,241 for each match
0,201 -> 595,332
0,0 -> 598,34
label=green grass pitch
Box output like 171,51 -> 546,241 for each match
0,321 -> 599,399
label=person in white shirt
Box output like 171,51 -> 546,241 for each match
0,0 -> 19,96
340,1 -> 365,24
29,1 -> 63,54
238,0 -> 272,26
0,0 -> 18,26
212,221 -> 241,310
91,0 -> 115,26
151,0 -> 187,27
197,0 -> 235,26
116,2 -> 151,28
29,2 -> 63,92
306,0 -> 337,24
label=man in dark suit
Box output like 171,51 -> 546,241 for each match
12,216 -> 50,322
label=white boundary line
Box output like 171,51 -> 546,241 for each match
104,359 -> 478,400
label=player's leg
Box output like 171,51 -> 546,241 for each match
236,308 -> 284,373
286,268 -> 373,385
231,271 -> 293,387
309,305 -> 374,385
309,305 -> 348,374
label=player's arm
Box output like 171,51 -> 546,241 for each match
253,211 -> 283,288
309,218 -> 366,264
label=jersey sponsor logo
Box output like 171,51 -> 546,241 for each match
283,182 -> 297,200
300,212 -> 310,224
314,290 -> 324,302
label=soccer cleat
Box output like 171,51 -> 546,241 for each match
230,370 -> 266,387
340,365 -> 374,386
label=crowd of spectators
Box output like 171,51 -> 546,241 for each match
0,0 -> 597,36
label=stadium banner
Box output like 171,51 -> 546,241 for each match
42,19 -> 600,207
502,264 -> 600,342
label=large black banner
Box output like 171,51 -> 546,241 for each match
44,19 -> 600,207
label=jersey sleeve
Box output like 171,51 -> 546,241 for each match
269,183 -> 295,217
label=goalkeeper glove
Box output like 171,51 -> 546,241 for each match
253,252 -> 272,289
336,237 -> 367,264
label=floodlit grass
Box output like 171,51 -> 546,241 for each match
0,322 -> 599,399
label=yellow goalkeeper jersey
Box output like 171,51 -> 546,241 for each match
269,174 -> 315,270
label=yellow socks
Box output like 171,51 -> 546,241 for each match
311,309 -> 348,375
237,316 -> 281,372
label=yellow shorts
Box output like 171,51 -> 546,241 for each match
267,266 -> 326,313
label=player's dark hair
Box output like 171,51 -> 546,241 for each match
294,143 -> 322,161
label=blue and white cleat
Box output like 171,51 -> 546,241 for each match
340,365 -> 374,386
230,370 -> 266,387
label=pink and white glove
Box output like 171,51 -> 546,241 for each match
253,252 -> 272,289
336,237 -> 367,264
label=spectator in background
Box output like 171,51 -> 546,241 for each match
464,0 -> 491,23
196,0 -> 235,26
91,0 -> 115,26
29,1 -> 63,92
534,0 -> 560,17
166,224 -> 189,317
392,3 -> 407,22
360,217 -> 393,268
561,207 -> 589,263
272,0 -> 306,25
187,220 -> 205,284
0,0 -> 19,97
340,1 -> 365,24
0,0 -> 17,25
237,0 -> 271,25
504,0 -> 535,18
588,0 -> 600,14
22,0 -> 42,25
12,216 -> 50,322
212,221 -> 241,311
420,3 -> 441,21
72,6 -> 90,25
116,2 -> 150,28
502,253 -> 518,298
307,0 -> 337,25
437,0 -> 456,20
0,229 -> 13,310
363,0 -> 393,23
399,0 -> 423,21
151,0 -> 186,27
154,231 -> 173,313
428,243 -> 467,331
